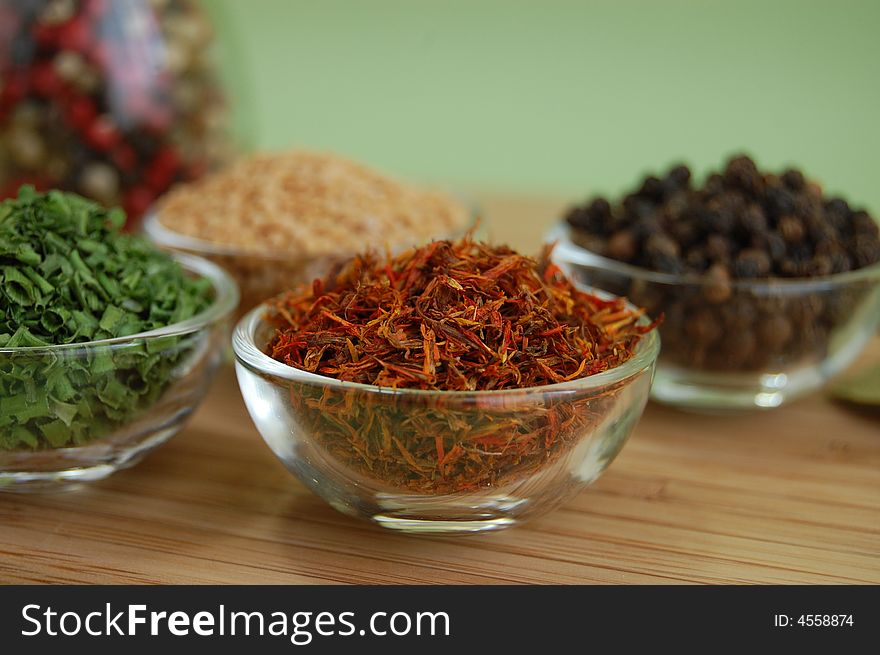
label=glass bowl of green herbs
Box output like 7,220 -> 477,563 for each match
0,188 -> 238,491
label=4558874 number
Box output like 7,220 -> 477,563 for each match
774,614 -> 853,627
799,615 -> 853,627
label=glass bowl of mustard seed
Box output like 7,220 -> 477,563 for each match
551,155 -> 880,411
232,236 -> 659,534
0,188 -> 238,491
144,150 -> 474,320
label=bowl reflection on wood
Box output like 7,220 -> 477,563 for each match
232,302 -> 658,534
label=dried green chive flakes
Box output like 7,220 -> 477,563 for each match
0,187 -> 213,450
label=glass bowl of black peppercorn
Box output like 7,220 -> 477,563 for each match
549,155 -> 880,411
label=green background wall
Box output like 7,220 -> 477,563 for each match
206,0 -> 880,210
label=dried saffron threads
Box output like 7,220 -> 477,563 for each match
268,238 -> 652,390
265,236 -> 657,493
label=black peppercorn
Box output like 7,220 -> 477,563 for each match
686,309 -> 722,344
726,296 -> 760,328
638,175 -> 666,202
685,248 -> 709,271
624,195 -> 661,222
724,329 -> 756,367
808,254 -> 834,276
757,315 -> 793,350
663,190 -> 690,220
564,156 -> 880,374
703,263 -> 732,303
724,154 -> 761,193
565,196 -> 613,234
829,250 -> 853,274
650,252 -> 685,274
669,217 -> 702,248
704,173 -> 725,196
765,186 -> 796,218
825,197 -> 850,216
705,234 -> 732,262
778,215 -> 805,243
793,194 -> 820,220
607,230 -> 637,262
734,248 -> 771,278
739,203 -> 768,236
703,206 -> 736,235
666,164 -> 691,189
764,231 -> 787,265
852,210 -> 880,237
565,158 -> 879,281
852,233 -> 880,268
781,168 -> 805,191
821,198 -> 849,236
645,233 -> 680,259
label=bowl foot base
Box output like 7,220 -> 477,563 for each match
0,425 -> 179,493
372,514 -> 516,534
651,365 -> 823,412
0,464 -> 124,493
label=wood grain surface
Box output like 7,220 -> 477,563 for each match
1,194 -> 878,585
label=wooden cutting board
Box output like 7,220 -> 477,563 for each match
1,194 -> 878,584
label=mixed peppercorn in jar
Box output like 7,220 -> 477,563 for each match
0,0 -> 229,227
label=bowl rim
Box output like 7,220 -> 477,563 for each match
232,298 -> 660,397
0,252 -> 239,354
143,208 -> 294,260
142,192 -> 481,261
548,223 -> 880,291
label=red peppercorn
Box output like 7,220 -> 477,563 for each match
65,96 -> 98,131
57,17 -> 91,53
123,186 -> 154,224
145,146 -> 180,191
85,115 -> 121,151
30,62 -> 61,96
32,22 -> 60,48
0,71 -> 28,110
2,174 -> 52,199
1,0 -> 226,228
111,144 -> 137,173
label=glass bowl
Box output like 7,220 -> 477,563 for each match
143,206 -> 478,322
548,224 -> 880,411
0,253 -> 238,491
232,301 -> 659,534
143,209 -> 334,321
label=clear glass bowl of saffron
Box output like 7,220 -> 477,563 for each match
548,223 -> 880,411
0,254 -> 238,491
232,301 -> 659,534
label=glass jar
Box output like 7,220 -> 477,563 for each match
0,0 -> 230,228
